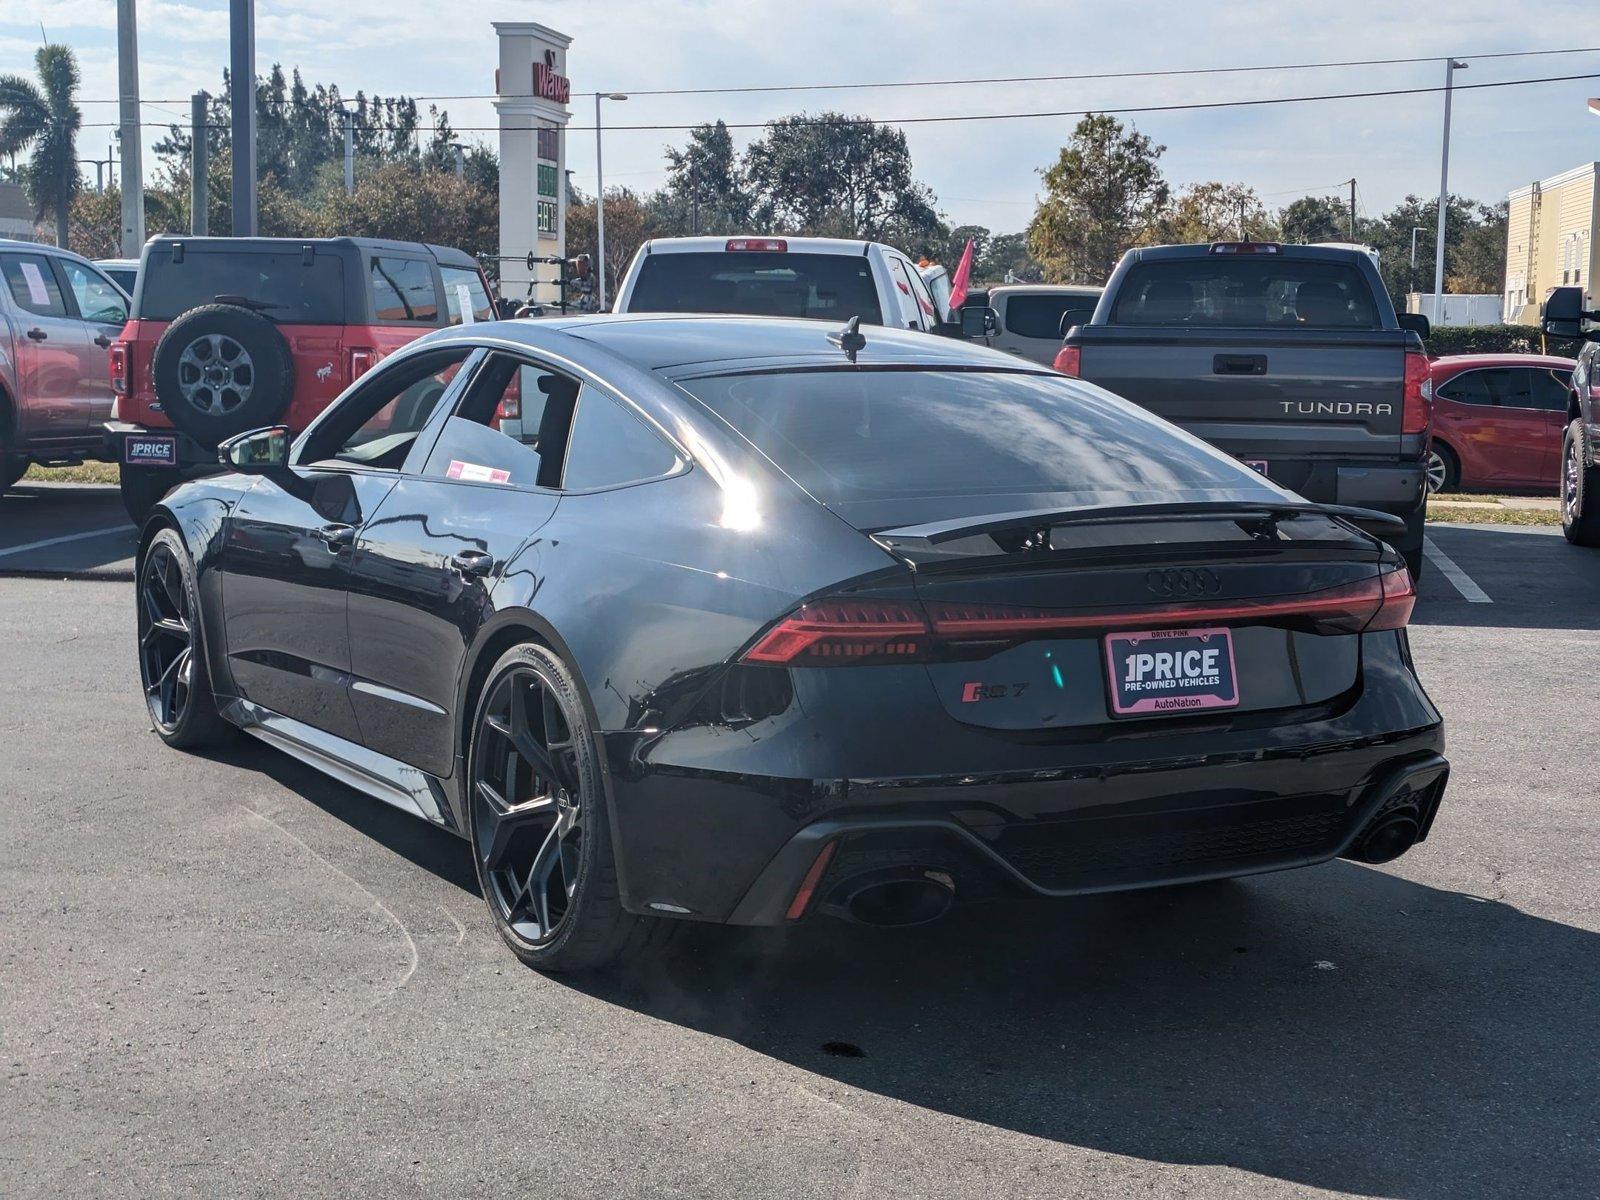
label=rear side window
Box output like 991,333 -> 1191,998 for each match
1005,294 -> 1096,340
628,251 -> 883,324
441,265 -> 494,325
562,391 -> 680,490
370,257 -> 439,323
678,369 -> 1259,513
1110,258 -> 1380,329
137,249 -> 345,322
1,253 -> 69,317
1533,369 -> 1574,411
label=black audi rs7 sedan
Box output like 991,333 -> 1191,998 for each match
135,314 -> 1448,971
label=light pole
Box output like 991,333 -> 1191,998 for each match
342,104 -> 356,196
1431,58 -> 1467,325
594,92 -> 627,311
116,0 -> 144,255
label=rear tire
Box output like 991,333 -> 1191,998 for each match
0,456 -> 25,496
137,528 -> 229,749
120,466 -> 181,526
1396,501 -> 1425,582
1561,418 -> 1600,547
466,642 -> 659,972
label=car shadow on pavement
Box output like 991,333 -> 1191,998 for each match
571,865 -> 1598,1198
1416,524 -> 1600,630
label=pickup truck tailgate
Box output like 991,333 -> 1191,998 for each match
1077,328 -> 1409,459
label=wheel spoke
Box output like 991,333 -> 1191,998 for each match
475,777 -> 556,873
509,678 -> 566,795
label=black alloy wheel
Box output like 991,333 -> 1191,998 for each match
467,644 -> 655,971
1561,418 -> 1600,546
136,530 -> 227,747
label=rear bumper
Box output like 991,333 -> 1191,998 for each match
724,749 -> 1449,925
1266,459 -> 1426,515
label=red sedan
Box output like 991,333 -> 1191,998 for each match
1426,354 -> 1576,493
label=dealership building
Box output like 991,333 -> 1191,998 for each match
1504,162 -> 1600,324
495,21 -> 572,307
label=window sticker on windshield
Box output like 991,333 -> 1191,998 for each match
18,261 -> 49,305
446,460 -> 510,484
455,283 -> 475,324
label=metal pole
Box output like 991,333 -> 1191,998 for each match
229,0 -> 256,236
452,143 -> 465,180
116,0 -> 144,255
343,109 -> 354,195
191,91 -> 208,235
1432,59 -> 1465,325
1348,178 -> 1357,242
595,92 -> 607,311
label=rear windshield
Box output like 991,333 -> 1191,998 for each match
628,251 -> 883,324
677,368 -> 1268,522
136,249 -> 345,323
1005,293 -> 1098,339
1110,258 -> 1380,329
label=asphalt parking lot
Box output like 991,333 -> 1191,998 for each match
2,491 -> 1596,1198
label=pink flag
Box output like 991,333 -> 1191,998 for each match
948,238 -> 975,313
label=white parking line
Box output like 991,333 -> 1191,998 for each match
1423,536 -> 1492,604
0,525 -> 134,560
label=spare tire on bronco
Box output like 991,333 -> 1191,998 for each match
152,304 -> 295,449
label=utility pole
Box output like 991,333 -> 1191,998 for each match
116,0 -> 144,255
1237,197 -> 1247,240
342,108 -> 355,195
690,162 -> 700,236
1433,59 -> 1467,325
1409,225 -> 1426,296
1348,178 -> 1357,243
191,92 -> 209,235
229,0 -> 256,235
451,141 -> 465,180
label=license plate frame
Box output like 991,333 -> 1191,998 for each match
1241,458 -> 1270,476
123,434 -> 178,467
1103,626 -> 1240,718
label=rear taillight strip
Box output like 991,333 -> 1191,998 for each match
742,567 -> 1415,666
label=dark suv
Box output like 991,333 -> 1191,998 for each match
105,236 -> 496,521
1541,286 -> 1600,545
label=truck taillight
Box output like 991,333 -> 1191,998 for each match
349,348 -> 375,380
109,343 -> 129,395
1052,345 -> 1081,377
1403,350 -> 1432,435
726,238 -> 786,252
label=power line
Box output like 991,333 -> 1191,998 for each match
72,43 -> 1600,105
79,67 -> 1600,132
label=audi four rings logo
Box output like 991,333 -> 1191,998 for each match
1145,567 -> 1222,599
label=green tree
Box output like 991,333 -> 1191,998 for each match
660,120 -> 748,234
1452,201 -> 1508,294
1278,195 -> 1350,245
0,44 -> 82,249
1364,194 -> 1499,302
743,112 -> 942,242
566,185 -> 663,302
977,231 -> 1043,283
1028,114 -> 1168,284
315,162 -> 496,258
1151,181 -> 1276,245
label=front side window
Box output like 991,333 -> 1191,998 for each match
1110,258 -> 1380,329
1,253 -> 68,317
370,257 -> 439,324
58,258 -> 129,325
441,266 -> 494,326
422,354 -> 573,489
302,348 -> 472,469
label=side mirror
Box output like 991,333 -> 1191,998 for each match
959,305 -> 996,338
1057,306 -> 1095,338
219,425 -> 291,473
1397,312 -> 1431,340
1542,286 -> 1586,340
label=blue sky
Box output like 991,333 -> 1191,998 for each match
5,0 -> 1600,232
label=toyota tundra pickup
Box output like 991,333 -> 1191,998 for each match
1053,242 -> 1432,576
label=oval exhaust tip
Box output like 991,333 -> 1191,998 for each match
841,869 -> 955,927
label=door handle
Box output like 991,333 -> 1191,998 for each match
315,523 -> 356,549
25,328 -> 47,342
1213,354 -> 1267,376
94,333 -> 112,348
450,549 -> 495,578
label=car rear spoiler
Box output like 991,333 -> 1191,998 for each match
872,500 -> 1407,549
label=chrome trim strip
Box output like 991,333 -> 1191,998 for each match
223,697 -> 452,828
350,679 -> 449,715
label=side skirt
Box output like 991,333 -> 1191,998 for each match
221,697 -> 464,835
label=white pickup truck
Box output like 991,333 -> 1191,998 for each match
613,236 -> 954,333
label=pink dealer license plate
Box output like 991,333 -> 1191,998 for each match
1103,626 -> 1239,717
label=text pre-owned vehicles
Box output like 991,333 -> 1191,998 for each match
985,283 -> 1103,366
1425,354 -> 1575,493
1055,243 -> 1434,577
613,236 -> 952,332
134,315 -> 1447,972
105,235 -> 496,523
1540,286 -> 1600,544
0,238 -> 130,496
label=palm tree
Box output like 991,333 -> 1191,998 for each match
0,45 -> 82,250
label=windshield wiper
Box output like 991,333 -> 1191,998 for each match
213,294 -> 285,311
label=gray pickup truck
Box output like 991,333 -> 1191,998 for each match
1055,242 -> 1432,576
